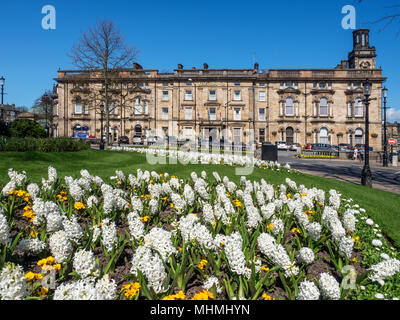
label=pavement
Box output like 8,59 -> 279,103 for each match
278,151 -> 400,194
93,144 -> 400,194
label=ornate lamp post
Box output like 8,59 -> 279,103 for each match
382,87 -> 388,167
0,76 -> 5,105
42,93 -> 50,137
361,79 -> 373,187
100,104 -> 105,150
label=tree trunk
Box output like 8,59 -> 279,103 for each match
104,69 -> 110,149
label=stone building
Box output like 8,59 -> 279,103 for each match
53,29 -> 386,149
0,104 -> 20,124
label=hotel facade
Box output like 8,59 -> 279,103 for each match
53,29 -> 386,150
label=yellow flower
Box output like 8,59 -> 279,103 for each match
286,194 -> 292,199
37,287 -> 48,297
53,264 -> 62,271
352,236 -> 360,242
191,290 -> 214,300
24,272 -> 43,281
261,266 -> 270,272
141,216 -> 150,222
268,223 -> 274,231
74,202 -> 86,211
291,228 -> 301,235
24,272 -> 35,281
161,197 -> 168,201
301,193 -> 308,197
198,259 -> 208,271
121,282 -> 141,299
262,293 -> 275,300
38,256 -> 55,268
162,291 -> 185,300
170,203 -> 174,208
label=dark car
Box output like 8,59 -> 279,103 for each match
118,136 -> 130,144
311,144 -> 335,151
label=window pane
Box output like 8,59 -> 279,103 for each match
259,108 -> 265,121
75,104 -> 82,114
320,98 -> 328,116
285,98 -> 294,115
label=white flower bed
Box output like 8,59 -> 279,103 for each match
0,167 -> 399,300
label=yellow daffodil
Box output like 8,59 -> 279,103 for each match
141,216 -> 150,222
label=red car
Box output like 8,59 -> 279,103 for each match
305,144 -> 313,150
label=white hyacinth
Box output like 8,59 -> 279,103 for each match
368,258 -> 400,284
297,247 -> 315,265
203,276 -> 223,294
297,280 -> 320,300
54,275 -> 117,300
101,218 -> 118,253
143,227 -> 177,261
73,249 -> 99,279
0,209 -> 10,246
0,262 -> 29,300
130,245 -> 167,294
257,233 -> 299,278
49,230 -> 73,263
17,238 -> 46,254
319,273 -> 341,300
127,212 -> 146,241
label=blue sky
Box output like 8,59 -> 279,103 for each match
1,0 -> 400,121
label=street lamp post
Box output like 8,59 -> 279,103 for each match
42,93 -> 50,137
382,87 -> 388,167
361,79 -> 373,187
0,77 -> 5,105
100,105 -> 105,150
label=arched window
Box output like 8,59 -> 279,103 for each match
354,98 -> 363,117
355,128 -> 363,145
285,97 -> 294,116
320,127 -> 329,144
320,97 -> 328,117
286,127 -> 294,144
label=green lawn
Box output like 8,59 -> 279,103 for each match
1,149 -> 400,247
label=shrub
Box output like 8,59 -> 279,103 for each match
0,137 -> 90,152
9,119 -> 46,138
0,120 -> 10,137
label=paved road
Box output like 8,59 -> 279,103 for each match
278,151 -> 400,194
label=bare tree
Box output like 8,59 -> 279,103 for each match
356,1 -> 400,35
69,20 -> 139,147
32,90 -> 55,137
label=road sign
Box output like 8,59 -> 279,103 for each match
389,139 -> 397,145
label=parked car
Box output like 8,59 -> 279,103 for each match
118,136 -> 130,144
289,143 -> 301,152
311,144 -> 337,152
275,141 -> 288,151
132,135 -> 144,145
305,144 -> 313,150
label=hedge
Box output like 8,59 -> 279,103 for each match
0,137 -> 90,152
